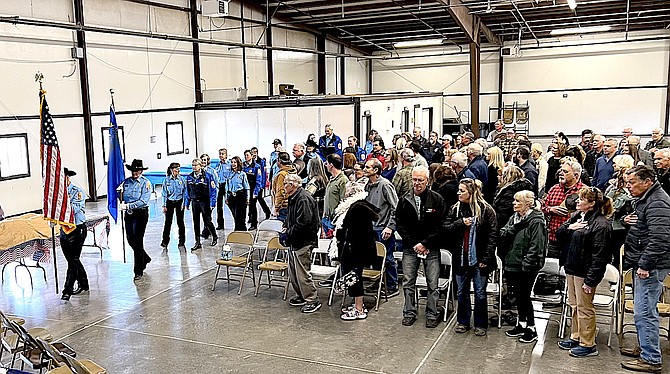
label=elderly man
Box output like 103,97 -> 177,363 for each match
592,138 -> 617,191
318,123 -> 343,160
322,154 -> 348,238
393,148 -> 415,199
620,166 -> 670,372
542,160 -> 585,258
645,128 -> 670,153
396,166 -> 446,328
498,128 -> 519,161
283,173 -> 321,314
628,136 -> 654,168
653,149 -> 670,196
464,143 -> 488,186
292,142 -> 308,179
622,127 -> 634,139
460,131 -> 475,148
413,126 -> 428,152
364,158 -> 400,296
271,152 -> 297,222
451,152 -> 476,180
487,120 -> 505,144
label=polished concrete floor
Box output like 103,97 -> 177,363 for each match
1,194 -> 666,373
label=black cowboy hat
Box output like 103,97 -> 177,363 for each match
63,168 -> 76,177
125,159 -> 148,171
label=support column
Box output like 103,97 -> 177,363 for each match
317,35 -> 326,94
498,48 -> 504,118
190,0 -> 202,102
367,59 -> 373,94
665,51 -> 670,134
267,25 -> 274,96
241,0 -> 248,90
339,44 -> 345,95
73,0 -> 97,201
470,41 -> 480,137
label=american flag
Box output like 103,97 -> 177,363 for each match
40,90 -> 75,230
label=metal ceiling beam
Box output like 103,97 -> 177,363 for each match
437,0 -> 500,45
292,8 -> 446,24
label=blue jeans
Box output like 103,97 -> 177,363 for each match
277,208 -> 288,222
402,248 -> 441,320
374,229 -> 398,290
634,268 -> 670,364
456,266 -> 488,328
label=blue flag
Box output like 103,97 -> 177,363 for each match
107,106 -> 125,223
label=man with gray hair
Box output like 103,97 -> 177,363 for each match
318,123 -> 343,160
364,157 -> 400,297
592,138 -> 617,191
393,148 -> 415,199
628,136 -> 654,168
396,165 -> 446,328
464,143 -> 488,186
451,152 -> 476,180
653,148 -> 670,196
645,128 -> 670,154
283,173 -> 321,313
292,142 -> 308,179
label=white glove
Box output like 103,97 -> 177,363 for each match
119,202 -> 128,211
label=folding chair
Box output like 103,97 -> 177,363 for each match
0,310 -> 53,368
530,258 -> 568,338
212,231 -> 256,294
254,237 -> 290,300
309,239 -> 339,306
486,255 -> 504,328
415,249 -> 454,322
59,352 -> 106,374
361,242 -> 388,311
618,269 -> 670,346
13,321 -> 53,373
252,219 -> 284,260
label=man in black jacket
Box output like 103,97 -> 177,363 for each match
621,166 -> 670,372
283,173 -> 321,314
396,166 -> 446,328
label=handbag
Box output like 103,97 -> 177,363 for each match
334,270 -> 359,293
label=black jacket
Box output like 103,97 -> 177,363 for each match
493,178 -> 534,229
285,188 -> 319,249
483,165 -> 499,204
519,160 -> 538,195
395,189 -> 446,251
443,202 -> 499,274
499,209 -> 547,273
624,182 -> 670,271
556,210 -> 611,287
336,200 -> 379,270
432,180 -> 459,210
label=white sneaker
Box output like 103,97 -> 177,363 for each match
341,308 -> 367,321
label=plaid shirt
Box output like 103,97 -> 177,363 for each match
497,138 -> 519,161
541,181 -> 585,242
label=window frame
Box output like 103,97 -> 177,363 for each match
166,121 -> 185,156
101,126 -> 127,166
0,133 -> 30,181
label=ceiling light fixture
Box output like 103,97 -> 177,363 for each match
393,39 -> 444,48
550,25 -> 612,36
567,0 -> 577,9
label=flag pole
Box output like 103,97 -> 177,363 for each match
111,88 -> 127,263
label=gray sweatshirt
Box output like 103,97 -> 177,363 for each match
365,177 -> 398,231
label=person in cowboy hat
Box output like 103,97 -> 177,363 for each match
119,159 -> 152,281
60,167 -> 89,300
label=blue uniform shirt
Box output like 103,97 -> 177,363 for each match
215,160 -> 232,185
162,174 -> 186,206
226,170 -> 250,200
318,134 -> 343,160
121,176 -> 152,209
185,171 -> 217,207
364,140 -> 373,155
255,157 -> 268,189
355,146 -> 366,162
205,165 -> 219,185
67,183 -> 86,225
242,161 -> 263,197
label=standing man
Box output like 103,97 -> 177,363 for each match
161,162 -> 186,251
365,136 -> 386,167
251,147 -> 272,220
580,129 -> 596,177
292,142 -> 309,179
628,136 -> 654,168
645,128 -> 670,153
392,148 -> 415,199
185,158 -> 218,251
364,158 -> 400,297
432,134 -> 452,164
515,146 -> 539,194
396,166 -> 446,328
622,127 -> 634,139
592,138 -> 617,191
413,127 -> 428,156
451,152 -> 476,180
487,120 -> 505,144
318,124 -> 343,160
347,136 -> 366,162
283,173 -> 321,313
60,168 -> 88,300
620,166 -> 670,373
269,139 -> 283,183
200,153 -> 218,240
653,149 -> 670,196
120,159 -> 152,281
464,143 -> 488,186
322,154 -> 348,238
271,152 -> 297,222
215,148 -> 232,230
421,131 -> 441,163
498,128 -> 519,161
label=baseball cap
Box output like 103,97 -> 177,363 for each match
272,138 -> 282,145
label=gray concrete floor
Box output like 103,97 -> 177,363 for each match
0,193 -> 665,373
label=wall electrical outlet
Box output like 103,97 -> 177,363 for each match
185,148 -> 189,154
157,153 -> 161,159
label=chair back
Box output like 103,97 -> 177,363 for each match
61,353 -> 93,374
267,236 -> 288,251
225,231 -> 254,246
375,242 -> 386,258
539,257 -> 561,276
314,239 -> 331,254
257,219 -> 284,233
263,236 -> 288,262
602,264 -> 619,284
440,249 -> 452,279
36,337 -> 65,364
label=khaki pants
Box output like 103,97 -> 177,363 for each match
566,275 -> 597,347
288,244 -> 319,303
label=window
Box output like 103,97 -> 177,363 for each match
101,126 -> 126,166
0,134 -> 30,181
166,121 -> 184,155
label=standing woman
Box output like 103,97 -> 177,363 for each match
305,157 -> 328,218
485,146 -> 505,203
546,140 -> 567,193
556,186 -> 612,357
382,148 -> 399,181
493,165 -> 533,230
60,168 -> 89,300
500,190 -> 547,343
531,143 -> 548,194
161,162 -> 186,250
120,159 -> 152,281
226,156 -> 250,231
605,155 -> 634,267
185,159 -> 218,251
243,150 -> 263,230
444,178 -> 498,336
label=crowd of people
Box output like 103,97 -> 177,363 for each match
59,121 -> 670,373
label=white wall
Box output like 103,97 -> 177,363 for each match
373,35 -> 670,137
